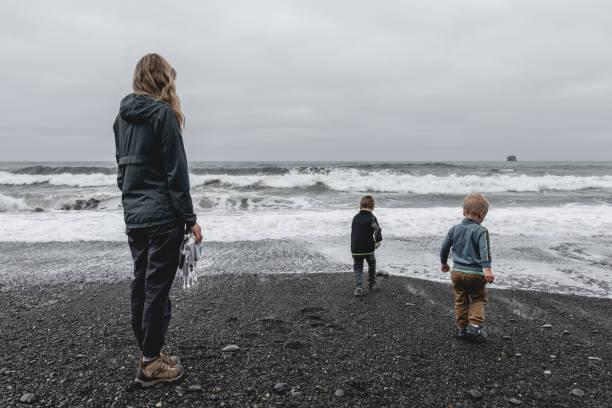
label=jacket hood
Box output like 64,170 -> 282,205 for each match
119,93 -> 166,123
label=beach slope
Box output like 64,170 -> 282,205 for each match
1,273 -> 610,407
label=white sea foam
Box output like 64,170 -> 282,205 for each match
195,191 -> 319,212
1,204 -> 611,242
0,193 -> 30,212
0,192 -> 118,211
0,171 -> 116,187
3,168 -> 612,193
192,170 -> 612,193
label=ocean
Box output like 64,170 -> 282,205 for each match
1,161 -> 611,298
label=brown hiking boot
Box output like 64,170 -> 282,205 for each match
135,357 -> 184,387
140,349 -> 180,366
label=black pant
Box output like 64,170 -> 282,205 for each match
127,222 -> 183,358
353,253 -> 376,288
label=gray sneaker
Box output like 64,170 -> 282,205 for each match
466,324 -> 487,342
457,327 -> 467,339
354,287 -> 365,297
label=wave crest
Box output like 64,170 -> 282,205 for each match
12,165 -> 116,175
0,193 -> 115,212
190,170 -> 612,194
3,167 -> 612,194
0,193 -> 30,212
0,171 -> 116,187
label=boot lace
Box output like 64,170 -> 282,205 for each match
159,349 -> 177,366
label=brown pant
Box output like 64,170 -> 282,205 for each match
451,270 -> 487,327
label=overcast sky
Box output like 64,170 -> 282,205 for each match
1,1 -> 611,161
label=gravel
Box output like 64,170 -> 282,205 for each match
1,272 -> 611,407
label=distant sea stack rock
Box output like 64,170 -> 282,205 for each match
507,155 -> 517,162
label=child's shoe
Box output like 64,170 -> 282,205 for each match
354,287 -> 365,297
368,282 -> 378,291
135,357 -> 184,387
457,327 -> 467,339
466,324 -> 487,342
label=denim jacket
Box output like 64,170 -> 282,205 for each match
440,218 -> 491,275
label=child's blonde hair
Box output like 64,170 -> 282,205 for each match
463,193 -> 489,217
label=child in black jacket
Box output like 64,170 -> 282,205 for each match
351,195 -> 383,296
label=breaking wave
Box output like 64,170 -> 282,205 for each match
0,193 -> 30,212
189,170 -> 612,194
0,171 -> 116,187
0,193 -> 115,212
3,168 -> 612,193
11,165 -> 116,175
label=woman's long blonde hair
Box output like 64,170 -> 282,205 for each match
132,53 -> 184,128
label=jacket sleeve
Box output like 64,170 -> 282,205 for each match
479,227 -> 492,267
113,120 -> 123,191
115,156 -> 123,191
371,215 -> 382,242
158,107 -> 197,227
440,227 -> 453,264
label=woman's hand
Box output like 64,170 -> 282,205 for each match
191,223 -> 203,243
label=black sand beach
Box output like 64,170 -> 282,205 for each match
1,270 -> 610,407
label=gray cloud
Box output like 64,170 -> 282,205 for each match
1,0 -> 611,161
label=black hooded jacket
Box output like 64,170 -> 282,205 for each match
113,93 -> 197,229
351,209 -> 383,255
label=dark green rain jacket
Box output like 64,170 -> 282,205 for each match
113,93 -> 197,229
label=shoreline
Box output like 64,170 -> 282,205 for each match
1,239 -> 611,300
1,272 -> 610,407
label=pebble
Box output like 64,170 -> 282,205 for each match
347,380 -> 368,392
285,340 -> 307,350
405,303 -> 415,306
188,384 -> 203,392
314,384 -> 325,392
222,345 -> 240,352
550,355 -> 557,359
515,353 -> 522,357
570,388 -> 585,398
75,354 -> 86,358
469,390 -> 482,399
562,330 -> 570,335
334,389 -> 345,397
20,393 -> 39,404
174,386 -> 185,397
508,398 -> 522,405
502,335 -> 511,340
273,383 -> 290,394
542,324 -> 552,328
155,402 -> 163,407
212,386 -> 223,393
544,370 -> 552,376
588,356 -> 602,361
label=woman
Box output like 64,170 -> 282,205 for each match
113,53 -> 203,386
